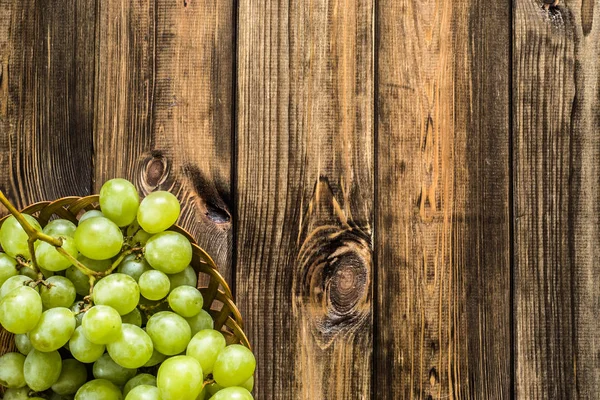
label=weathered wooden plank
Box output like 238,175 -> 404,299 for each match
514,1 -> 600,397
376,0 -> 511,397
92,0 -> 234,277
0,0 -> 94,208
236,0 -> 373,397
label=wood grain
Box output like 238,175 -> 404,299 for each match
514,0 -> 600,397
0,0 -> 94,209
236,0 -> 373,397
92,0 -> 234,278
376,0 -> 511,398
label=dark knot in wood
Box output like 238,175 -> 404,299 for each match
296,225 -> 371,345
144,152 -> 168,188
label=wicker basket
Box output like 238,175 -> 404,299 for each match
0,195 -> 250,358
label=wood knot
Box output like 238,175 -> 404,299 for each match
144,152 -> 169,189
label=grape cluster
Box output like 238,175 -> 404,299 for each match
0,179 -> 255,400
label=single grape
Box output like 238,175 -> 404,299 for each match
66,266 -> 91,296
74,217 -> 123,260
0,286 -> 43,333
123,374 -> 157,396
208,387 -> 254,400
0,252 -> 18,288
75,379 -> 123,400
78,210 -> 104,224
198,387 -> 207,400
126,221 -> 153,247
92,273 -> 140,315
168,286 -> 203,317
139,270 -> 170,300
118,254 -> 151,282
18,266 -> 39,280
29,307 -> 76,352
35,236 -> 78,272
137,191 -> 181,234
185,309 -> 214,336
122,307 -> 143,327
143,348 -> 167,367
187,330 -> 226,377
206,382 -> 222,396
107,324 -> 153,368
0,215 -> 41,258
168,265 -> 197,290
92,353 -> 137,385
15,334 -> 33,355
0,352 -> 26,388
40,276 -> 76,309
146,311 -> 191,355
157,356 -> 203,400
51,359 -> 88,395
125,385 -> 161,400
68,326 -> 106,363
0,275 -> 36,299
70,301 -> 85,327
100,179 -> 140,227
144,232 -> 192,274
24,349 -> 62,391
3,386 -> 31,400
43,219 -> 77,238
79,254 -> 112,272
82,305 -> 122,344
213,345 -> 256,388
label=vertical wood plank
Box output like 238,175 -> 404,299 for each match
93,0 -> 234,277
514,0 -> 600,397
0,0 -> 94,208
376,0 -> 511,397
236,0 -> 373,397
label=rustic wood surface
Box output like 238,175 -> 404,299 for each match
0,0 -> 599,398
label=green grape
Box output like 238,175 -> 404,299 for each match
75,379 -> 123,400
68,326 -> 105,363
100,179 -> 140,227
15,334 -> 33,355
0,352 -> 26,388
123,374 -> 157,396
18,266 -> 39,280
206,382 -> 222,396
208,387 -> 253,400
118,255 -> 151,282
137,191 -> 181,234
126,221 -> 153,247
143,348 -> 167,367
35,237 -> 79,272
185,309 -> 214,336
187,330 -> 226,377
240,376 -> 254,392
0,275 -> 36,299
157,356 -> 203,400
125,385 -> 160,400
65,266 -> 91,296
82,305 -> 122,344
78,210 -> 104,224
0,252 -> 18,287
197,387 -> 207,400
122,307 -> 143,327
79,255 -> 112,272
168,265 -> 197,290
43,219 -> 77,238
146,311 -> 191,355
107,324 -> 153,368
74,217 -> 123,260
0,286 -> 42,333
168,286 -> 203,317
29,307 -> 76,352
40,276 -> 76,309
50,392 -> 73,400
3,386 -> 31,400
92,273 -> 140,315
24,349 -> 62,391
93,353 -> 137,386
70,301 -> 85,327
138,270 -> 170,300
144,232 -> 192,274
0,215 -> 41,258
213,345 -> 256,388
51,359 -> 88,395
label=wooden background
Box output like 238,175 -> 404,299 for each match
0,0 -> 599,398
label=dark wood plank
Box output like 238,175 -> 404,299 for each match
0,0 -> 94,209
92,0 -> 234,278
514,0 -> 600,397
236,0 -> 373,397
376,0 -> 511,397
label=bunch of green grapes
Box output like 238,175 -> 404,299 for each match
0,179 -> 255,400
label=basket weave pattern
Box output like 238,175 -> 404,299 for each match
0,195 -> 250,356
